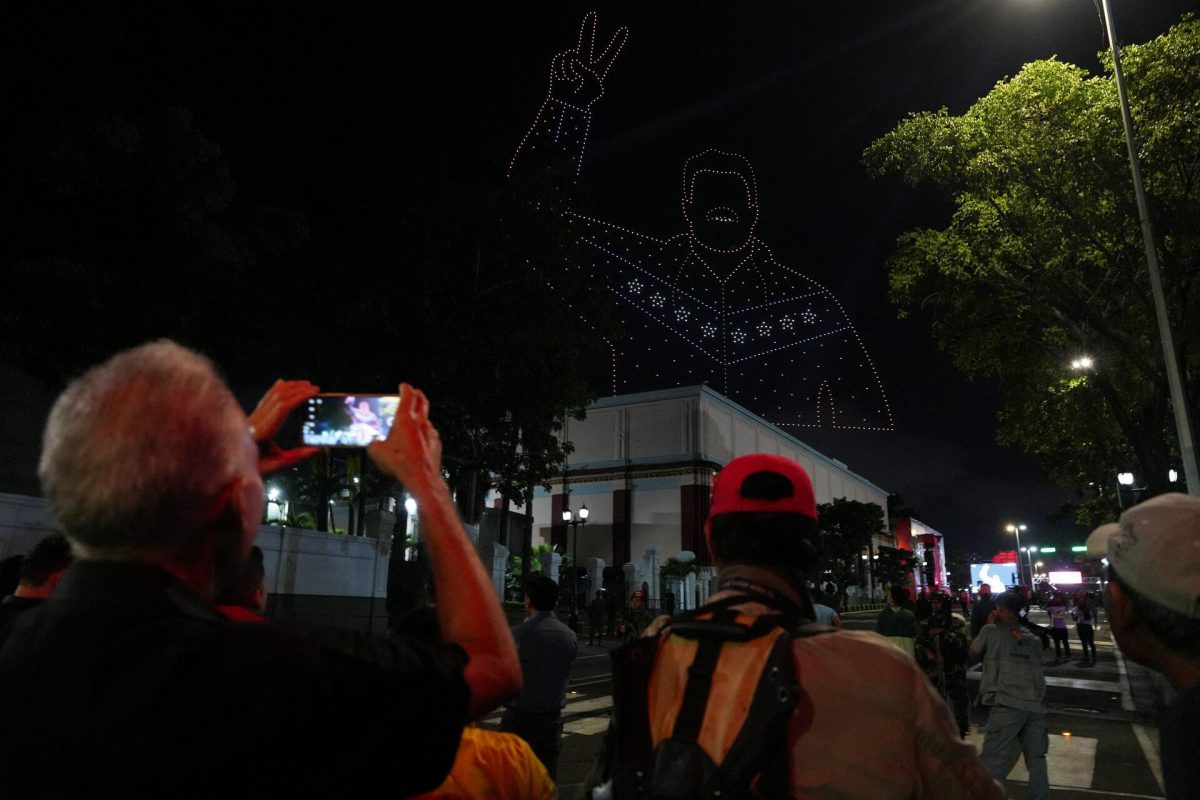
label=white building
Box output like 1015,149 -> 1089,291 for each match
499,386 -> 890,609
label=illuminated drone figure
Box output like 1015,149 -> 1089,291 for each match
510,13 -> 892,430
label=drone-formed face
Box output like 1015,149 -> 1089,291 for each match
682,150 -> 759,253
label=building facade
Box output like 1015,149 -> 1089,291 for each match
502,386 -> 890,610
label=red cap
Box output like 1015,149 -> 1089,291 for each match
708,454 -> 816,521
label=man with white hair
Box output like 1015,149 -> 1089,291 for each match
1087,493 -> 1200,800
0,340 -> 520,797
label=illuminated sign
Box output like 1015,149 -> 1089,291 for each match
1048,571 -> 1083,585
970,563 -> 1019,593
1039,547 -> 1057,553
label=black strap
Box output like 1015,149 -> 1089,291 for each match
671,608 -> 736,741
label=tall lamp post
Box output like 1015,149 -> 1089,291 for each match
1090,0 -> 1200,495
1005,523 -> 1027,588
562,504 -> 589,631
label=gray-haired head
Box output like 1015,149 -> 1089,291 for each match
39,340 -> 254,562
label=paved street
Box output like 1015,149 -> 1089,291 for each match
482,606 -> 1174,799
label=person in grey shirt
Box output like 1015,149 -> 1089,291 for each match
970,591 -> 1048,800
500,575 -> 578,779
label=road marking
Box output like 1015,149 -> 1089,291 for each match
563,696 -> 613,715
564,716 -> 610,736
1112,647 -> 1137,712
570,675 -> 614,689
1004,732 -> 1097,789
480,692 -> 613,726
1001,787 -> 1162,798
1131,723 -> 1164,795
966,672 -> 1123,693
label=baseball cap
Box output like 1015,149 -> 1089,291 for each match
1087,493 -> 1200,619
708,454 -> 816,520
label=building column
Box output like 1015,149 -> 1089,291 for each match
679,484 -> 711,566
612,488 -> 631,566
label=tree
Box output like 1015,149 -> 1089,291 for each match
816,498 -> 886,606
864,17 -> 1200,524
875,546 -> 916,590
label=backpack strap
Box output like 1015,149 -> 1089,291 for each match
670,607 -> 738,741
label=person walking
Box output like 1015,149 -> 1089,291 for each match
971,591 -> 1049,800
970,583 -> 997,639
500,576 -> 578,780
877,585 -> 918,657
1072,592 -> 1097,665
1046,592 -> 1072,663
915,591 -> 972,737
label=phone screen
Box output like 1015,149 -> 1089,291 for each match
302,394 -> 400,447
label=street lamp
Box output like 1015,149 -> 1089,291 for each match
1089,0 -> 1199,495
265,486 -> 285,523
562,504 -> 589,631
1069,355 -> 1094,371
1005,523 -> 1027,588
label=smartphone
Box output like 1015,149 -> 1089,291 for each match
302,394 -> 400,447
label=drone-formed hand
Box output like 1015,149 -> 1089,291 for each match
548,11 -> 628,107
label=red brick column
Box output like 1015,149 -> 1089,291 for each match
612,488 -> 632,565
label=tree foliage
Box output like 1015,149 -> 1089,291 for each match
816,498 -> 886,602
864,17 -> 1200,523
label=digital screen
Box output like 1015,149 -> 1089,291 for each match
1048,571 -> 1083,585
302,395 -> 399,447
970,563 -> 1019,593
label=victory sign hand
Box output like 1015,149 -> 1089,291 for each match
548,12 -> 629,107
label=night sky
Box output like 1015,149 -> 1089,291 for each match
7,1 -> 1198,556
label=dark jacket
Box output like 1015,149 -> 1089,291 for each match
0,561 -> 469,798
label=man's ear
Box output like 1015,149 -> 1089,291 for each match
225,474 -> 264,552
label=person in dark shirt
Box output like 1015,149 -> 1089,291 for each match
501,575 -> 579,779
213,544 -> 267,622
1087,494 -> 1200,800
970,583 -> 997,639
0,340 -> 520,798
0,534 -> 72,634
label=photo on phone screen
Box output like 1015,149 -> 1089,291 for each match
302,394 -> 400,447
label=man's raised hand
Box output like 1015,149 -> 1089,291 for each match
548,11 -> 628,107
248,379 -> 320,474
367,384 -> 445,499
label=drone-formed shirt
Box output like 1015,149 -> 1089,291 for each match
512,84 -> 892,431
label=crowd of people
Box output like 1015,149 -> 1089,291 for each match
0,339 -> 1196,798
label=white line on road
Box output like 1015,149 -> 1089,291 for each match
966,672 -> 1124,693
570,675 -> 614,689
1131,723 -> 1164,795
1113,647 -> 1137,712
